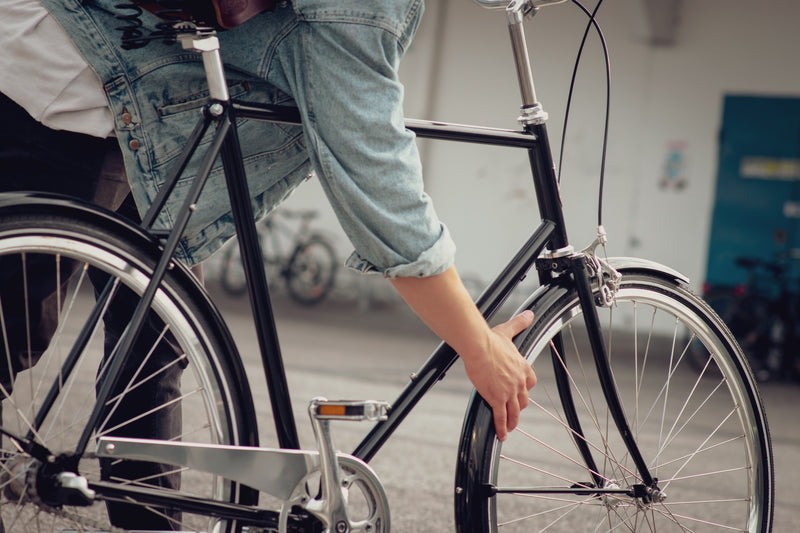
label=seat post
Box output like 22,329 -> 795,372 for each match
505,0 -> 550,126
179,30 -> 230,102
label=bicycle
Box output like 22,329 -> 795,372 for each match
218,207 -> 338,305
691,253 -> 800,383
0,1 -> 774,532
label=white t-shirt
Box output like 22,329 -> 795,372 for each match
0,0 -> 114,138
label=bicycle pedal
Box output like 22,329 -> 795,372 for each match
310,399 -> 389,421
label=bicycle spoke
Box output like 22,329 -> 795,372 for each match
520,400 -> 639,485
655,435 -> 746,471
100,389 -> 193,438
651,505 -> 743,532
499,499 -> 590,529
546,337 -> 630,483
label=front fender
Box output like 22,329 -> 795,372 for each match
512,255 -> 690,324
606,256 -> 689,285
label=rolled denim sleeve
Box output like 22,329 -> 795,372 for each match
345,221 -> 456,279
263,0 -> 455,278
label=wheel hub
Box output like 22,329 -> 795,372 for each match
0,454 -> 94,509
629,482 -> 667,505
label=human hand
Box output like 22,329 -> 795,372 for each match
462,310 -> 537,442
389,268 -> 537,441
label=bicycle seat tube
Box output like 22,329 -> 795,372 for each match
179,29 -> 301,449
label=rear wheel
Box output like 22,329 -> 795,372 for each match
285,236 -> 338,306
455,270 -> 773,533
0,209 -> 258,532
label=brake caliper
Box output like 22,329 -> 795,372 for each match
582,226 -> 621,308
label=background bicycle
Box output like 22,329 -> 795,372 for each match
691,251 -> 800,383
218,207 -> 339,305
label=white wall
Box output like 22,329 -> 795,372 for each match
285,0 -> 800,291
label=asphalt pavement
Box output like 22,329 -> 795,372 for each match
207,281 -> 800,533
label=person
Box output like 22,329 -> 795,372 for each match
3,0 -> 534,474
0,5 -> 188,529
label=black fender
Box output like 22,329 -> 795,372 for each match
0,191 -> 162,251
516,255 -> 690,329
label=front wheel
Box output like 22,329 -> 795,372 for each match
455,270 -> 773,533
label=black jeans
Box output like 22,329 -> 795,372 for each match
0,92 -> 183,530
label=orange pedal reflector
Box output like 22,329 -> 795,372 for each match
318,404 -> 347,417
310,399 -> 390,421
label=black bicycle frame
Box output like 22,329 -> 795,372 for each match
69,93 -> 657,519
226,102 -> 655,486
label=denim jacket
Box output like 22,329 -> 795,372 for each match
40,0 -> 455,276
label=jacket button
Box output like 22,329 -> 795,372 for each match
121,112 -> 133,125
129,140 -> 140,150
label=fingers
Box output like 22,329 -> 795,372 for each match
493,393 -> 522,443
495,392 -> 528,442
525,363 -> 537,389
518,388 -> 530,410
496,309 -> 534,338
500,379 -> 528,440
506,396 -> 521,438
494,407 -> 508,442
493,310 -> 536,442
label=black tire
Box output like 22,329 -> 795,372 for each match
455,270 -> 773,533
219,240 -> 249,296
0,203 -> 258,532
284,236 -> 338,306
690,287 -> 774,380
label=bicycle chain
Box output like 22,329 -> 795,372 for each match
39,502 -> 127,533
